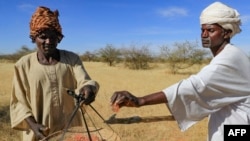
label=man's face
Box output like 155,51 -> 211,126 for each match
35,29 -> 59,56
201,24 -> 226,48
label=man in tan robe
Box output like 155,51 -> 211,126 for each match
10,6 -> 99,141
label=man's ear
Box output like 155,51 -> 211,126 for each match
224,29 -> 232,39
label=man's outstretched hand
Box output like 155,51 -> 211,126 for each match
110,91 -> 141,112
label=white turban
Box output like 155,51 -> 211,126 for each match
200,2 -> 241,38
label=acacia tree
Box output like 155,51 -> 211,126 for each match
121,44 -> 152,70
80,51 -> 96,62
97,44 -> 121,66
0,45 -> 35,61
160,41 -> 209,74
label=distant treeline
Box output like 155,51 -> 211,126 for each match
1,41 -> 215,73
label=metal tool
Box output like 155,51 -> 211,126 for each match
59,90 -> 116,141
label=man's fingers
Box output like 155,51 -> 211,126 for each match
110,92 -> 119,104
39,126 -> 48,131
115,95 -> 127,105
39,126 -> 49,136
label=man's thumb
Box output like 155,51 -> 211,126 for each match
39,126 -> 49,136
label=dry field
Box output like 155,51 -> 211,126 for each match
0,61 -> 208,141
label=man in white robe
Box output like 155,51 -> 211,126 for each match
110,2 -> 250,141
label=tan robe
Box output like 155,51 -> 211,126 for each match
10,50 -> 99,141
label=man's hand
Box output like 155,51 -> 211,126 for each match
80,85 -> 97,105
110,91 -> 140,112
25,116 -> 49,140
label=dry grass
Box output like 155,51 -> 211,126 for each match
0,62 -> 21,141
0,61 -> 208,141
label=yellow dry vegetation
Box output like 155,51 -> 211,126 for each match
0,61 -> 208,141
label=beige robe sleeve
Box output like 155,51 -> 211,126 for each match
10,59 -> 33,130
61,50 -> 99,94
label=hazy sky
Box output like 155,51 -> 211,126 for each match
1,0 -> 250,55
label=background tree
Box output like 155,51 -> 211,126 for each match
121,44 -> 152,70
160,41 -> 209,74
97,44 -> 121,66
80,51 -> 97,62
159,44 -> 170,62
0,45 -> 35,62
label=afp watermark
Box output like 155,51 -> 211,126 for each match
224,125 -> 250,141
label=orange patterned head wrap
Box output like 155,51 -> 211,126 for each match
29,6 -> 64,42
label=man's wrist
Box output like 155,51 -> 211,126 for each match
138,97 -> 145,107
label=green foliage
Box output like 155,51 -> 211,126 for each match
1,41 -> 213,73
97,44 -> 121,66
80,51 -> 97,62
121,45 -> 152,70
0,45 -> 35,62
160,41 -> 209,74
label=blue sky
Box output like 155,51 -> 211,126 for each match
1,0 -> 250,55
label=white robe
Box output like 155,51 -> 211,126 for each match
163,44 -> 250,141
